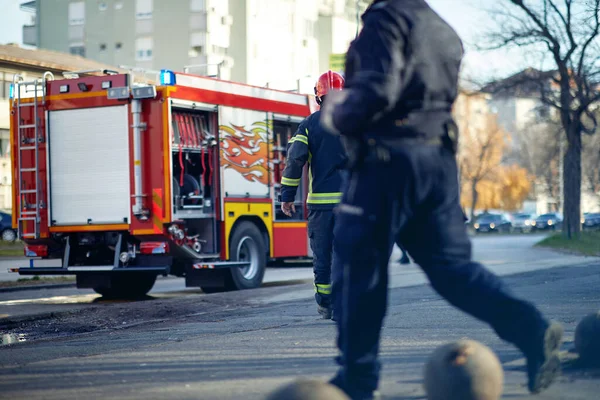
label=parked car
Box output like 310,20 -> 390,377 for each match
511,213 -> 536,233
581,213 -> 600,230
533,212 -> 563,231
474,213 -> 512,233
0,211 -> 17,242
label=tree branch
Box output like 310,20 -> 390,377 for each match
577,0 -> 600,77
510,0 -> 562,61
547,0 -> 577,61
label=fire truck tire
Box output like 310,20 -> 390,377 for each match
92,273 -> 157,299
226,221 -> 266,290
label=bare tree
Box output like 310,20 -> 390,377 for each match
484,0 -> 600,238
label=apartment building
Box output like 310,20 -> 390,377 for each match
22,0 -> 233,79
22,0 -> 365,92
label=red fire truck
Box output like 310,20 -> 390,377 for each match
9,68 -> 315,297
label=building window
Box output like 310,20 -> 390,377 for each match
135,37 -> 153,61
0,133 -> 9,157
69,1 -> 85,25
190,0 -> 205,12
2,80 -> 11,100
190,32 -> 206,47
212,45 -> 227,56
115,2 -> 123,10
115,42 -> 123,50
189,46 -> 203,58
190,14 -> 207,31
98,2 -> 107,11
136,0 -> 153,19
69,45 -> 86,57
100,43 -> 107,51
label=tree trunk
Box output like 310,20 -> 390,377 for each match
470,182 -> 479,222
563,129 -> 582,239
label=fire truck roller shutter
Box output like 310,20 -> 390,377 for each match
48,105 -> 131,226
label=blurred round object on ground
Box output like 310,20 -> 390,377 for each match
424,339 -> 504,400
575,311 -> 600,365
266,379 -> 349,400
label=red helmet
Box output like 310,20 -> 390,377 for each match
314,71 -> 344,105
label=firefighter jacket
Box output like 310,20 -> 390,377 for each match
321,0 -> 464,141
280,110 -> 347,210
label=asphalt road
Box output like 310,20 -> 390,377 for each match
0,242 -> 599,399
0,234 -> 597,320
0,234 -> 553,282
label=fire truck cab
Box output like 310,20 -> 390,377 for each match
9,68 -> 314,298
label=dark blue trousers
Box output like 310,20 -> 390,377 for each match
331,144 -> 548,396
308,208 -> 336,306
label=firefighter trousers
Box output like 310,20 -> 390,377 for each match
330,144 -> 549,397
308,208 -> 336,307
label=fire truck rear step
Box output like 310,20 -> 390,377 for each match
185,261 -> 252,288
14,266 -> 170,275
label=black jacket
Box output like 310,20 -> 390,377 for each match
280,110 -> 346,210
321,0 -> 464,140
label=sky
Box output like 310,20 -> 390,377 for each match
0,0 -> 31,46
0,0 -> 536,84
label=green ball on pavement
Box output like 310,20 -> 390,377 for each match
424,339 -> 504,400
266,380 -> 349,400
575,311 -> 600,365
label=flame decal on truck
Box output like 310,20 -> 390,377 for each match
219,121 -> 273,186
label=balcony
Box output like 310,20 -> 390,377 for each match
20,1 -> 36,12
22,24 -> 37,46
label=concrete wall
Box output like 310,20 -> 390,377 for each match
228,0 -> 248,83
38,0 -> 70,53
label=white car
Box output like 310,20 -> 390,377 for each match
511,213 -> 536,233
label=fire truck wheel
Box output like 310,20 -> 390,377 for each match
93,273 -> 157,299
227,221 -> 266,290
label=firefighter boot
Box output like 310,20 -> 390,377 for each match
329,374 -> 380,400
315,292 -> 332,320
525,321 -> 563,393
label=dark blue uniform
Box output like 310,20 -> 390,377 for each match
281,110 -> 346,315
321,0 -> 562,398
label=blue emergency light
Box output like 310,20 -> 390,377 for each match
9,83 -> 14,99
160,69 -> 176,86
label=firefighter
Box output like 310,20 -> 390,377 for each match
280,71 -> 346,320
320,1 -> 563,399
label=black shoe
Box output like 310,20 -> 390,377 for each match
526,321 -> 563,393
329,374 -> 379,400
317,305 -> 332,319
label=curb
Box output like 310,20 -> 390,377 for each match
0,282 -> 76,293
